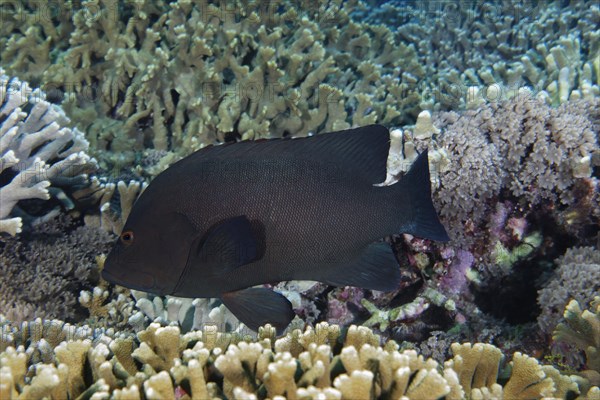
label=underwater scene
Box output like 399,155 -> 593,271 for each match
0,0 -> 599,398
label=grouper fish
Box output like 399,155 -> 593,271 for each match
102,125 -> 449,332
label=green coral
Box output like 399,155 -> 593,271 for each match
493,232 -> 543,271
0,0 -> 424,171
388,1 -> 600,108
361,297 -> 431,332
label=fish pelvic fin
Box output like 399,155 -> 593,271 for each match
319,241 -> 401,291
221,288 -> 295,333
397,149 -> 450,242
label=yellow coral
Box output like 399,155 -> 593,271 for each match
0,320 -> 584,400
554,296 -> 600,375
446,342 -> 503,395
54,340 -> 91,398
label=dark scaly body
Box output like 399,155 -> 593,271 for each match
161,157 -> 409,296
103,125 -> 448,331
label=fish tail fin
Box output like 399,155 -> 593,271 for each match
397,149 -> 450,242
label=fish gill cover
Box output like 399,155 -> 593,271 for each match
0,0 -> 599,399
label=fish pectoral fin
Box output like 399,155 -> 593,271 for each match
321,241 -> 401,291
192,215 -> 259,276
221,288 -> 295,333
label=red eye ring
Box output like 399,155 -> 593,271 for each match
120,230 -> 134,245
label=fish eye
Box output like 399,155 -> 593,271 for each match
120,230 -> 134,245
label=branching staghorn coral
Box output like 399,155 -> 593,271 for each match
97,178 -> 147,235
80,277 -> 267,336
0,68 -> 96,235
0,0 -> 425,171
362,0 -> 600,108
0,319 -> 590,399
64,174 -> 149,236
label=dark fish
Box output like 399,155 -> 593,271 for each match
102,125 -> 449,332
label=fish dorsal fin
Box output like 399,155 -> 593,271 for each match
291,125 -> 391,183
319,241 -> 401,291
222,287 -> 295,333
190,216 -> 259,277
178,125 -> 391,184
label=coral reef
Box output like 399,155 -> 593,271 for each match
0,68 -> 96,235
386,94 -> 599,249
96,178 -> 147,235
0,2 -> 598,398
2,90 -> 594,394
0,215 -> 113,323
340,96 -> 598,360
80,273 -> 269,336
553,296 -> 600,386
0,0 -> 424,171
0,320 -> 591,399
538,247 -> 600,337
431,95 -> 598,247
357,0 -> 600,107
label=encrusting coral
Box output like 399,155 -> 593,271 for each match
0,67 -> 96,235
0,320 -> 593,400
0,215 -> 114,324
387,93 -> 599,251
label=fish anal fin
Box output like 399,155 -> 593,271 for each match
320,241 -> 401,291
222,288 -> 295,333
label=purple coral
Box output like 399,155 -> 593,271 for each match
326,287 -> 365,326
440,250 -> 474,294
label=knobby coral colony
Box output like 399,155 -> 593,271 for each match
0,320 -> 596,399
0,0 -> 599,398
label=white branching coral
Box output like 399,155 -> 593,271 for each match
0,68 -> 96,235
